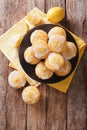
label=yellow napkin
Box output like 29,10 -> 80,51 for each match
48,35 -> 86,92
0,7 -> 86,93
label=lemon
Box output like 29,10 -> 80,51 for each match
47,7 -> 65,23
8,21 -> 29,48
14,21 -> 29,36
8,33 -> 23,48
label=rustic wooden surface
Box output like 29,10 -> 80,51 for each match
0,0 -> 87,130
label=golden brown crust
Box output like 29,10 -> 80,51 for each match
45,53 -> 64,71
35,62 -> 53,80
22,86 -> 40,104
55,60 -> 71,76
48,35 -> 66,53
45,57 -> 55,71
24,46 -> 40,64
62,41 -> 77,60
48,26 -> 66,38
30,30 -> 48,44
32,39 -> 50,59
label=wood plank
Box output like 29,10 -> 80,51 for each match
26,1 -> 47,130
4,0 -> 28,28
45,1 -> 67,130
45,0 -> 66,26
45,0 -> 65,10
0,54 -> 7,130
46,86 -> 67,130
0,1 -> 9,130
6,86 -> 26,130
26,0 -> 45,12
27,85 -> 47,130
66,0 -> 87,129
0,0 -> 27,130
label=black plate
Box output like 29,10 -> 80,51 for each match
19,24 -> 79,84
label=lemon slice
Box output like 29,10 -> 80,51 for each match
14,21 -> 29,36
8,33 -> 23,48
47,7 -> 65,23
24,19 -> 35,29
8,21 -> 29,48
9,62 -> 16,69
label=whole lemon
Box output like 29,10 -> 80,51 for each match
47,7 -> 65,23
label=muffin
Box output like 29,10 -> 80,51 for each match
27,12 -> 41,25
62,41 -> 77,60
35,62 -> 53,80
30,30 -> 48,44
55,60 -> 71,76
48,35 -> 66,53
45,53 -> 64,71
24,46 -> 40,64
22,86 -> 40,104
48,26 -> 66,38
32,39 -> 50,59
8,70 -> 26,89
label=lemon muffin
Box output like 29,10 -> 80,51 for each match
22,86 -> 40,104
62,41 -> 77,60
45,53 -> 64,71
30,30 -> 48,44
35,62 -> 53,80
48,35 -> 66,53
24,46 -> 40,64
8,70 -> 26,89
48,26 -> 66,38
27,12 -> 41,25
32,39 -> 50,59
55,60 -> 71,76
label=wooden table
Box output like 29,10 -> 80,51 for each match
0,0 -> 87,130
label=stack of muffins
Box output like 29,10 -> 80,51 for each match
24,26 -> 77,80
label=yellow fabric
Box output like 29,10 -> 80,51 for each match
0,7 -> 86,93
34,8 -> 87,92
48,41 -> 86,92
